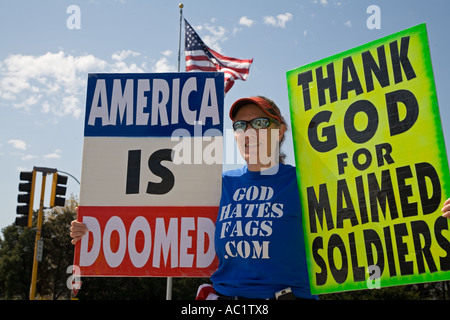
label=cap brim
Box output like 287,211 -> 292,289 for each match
229,97 -> 282,122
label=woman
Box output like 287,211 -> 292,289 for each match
207,96 -> 316,300
71,96 -> 450,300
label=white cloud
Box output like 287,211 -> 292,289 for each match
108,60 -> 144,73
43,149 -> 62,160
239,16 -> 255,27
61,95 -> 82,118
202,25 -> 227,52
8,139 -> 27,150
344,20 -> 352,27
264,16 -> 277,26
13,94 -> 43,111
8,146 -> 62,161
153,57 -> 177,73
263,13 -> 293,28
0,49 -> 175,120
111,49 -> 140,61
0,51 -> 106,119
21,154 -> 38,161
313,0 -> 328,6
190,22 -> 228,52
109,50 -> 146,73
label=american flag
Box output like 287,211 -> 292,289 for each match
184,19 -> 253,93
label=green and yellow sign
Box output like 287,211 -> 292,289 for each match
287,24 -> 450,294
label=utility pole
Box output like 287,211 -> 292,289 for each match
29,170 -> 48,300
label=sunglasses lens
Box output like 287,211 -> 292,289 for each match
233,121 -> 247,131
251,118 -> 270,129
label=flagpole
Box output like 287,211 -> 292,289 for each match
177,3 -> 184,72
166,3 -> 183,302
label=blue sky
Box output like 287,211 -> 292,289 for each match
0,0 -> 449,232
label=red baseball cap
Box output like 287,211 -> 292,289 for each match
229,96 -> 283,123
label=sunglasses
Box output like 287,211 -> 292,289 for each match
232,117 -> 279,131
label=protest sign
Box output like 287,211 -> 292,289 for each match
74,72 -> 224,277
286,24 -> 450,294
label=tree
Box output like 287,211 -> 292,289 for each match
37,197 -> 78,299
0,224 -> 35,299
0,196 -> 77,299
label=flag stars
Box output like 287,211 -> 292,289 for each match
185,26 -> 204,51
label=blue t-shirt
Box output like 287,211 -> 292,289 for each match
210,163 -> 316,299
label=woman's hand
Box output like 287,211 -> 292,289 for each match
70,220 -> 88,244
70,207 -> 88,244
442,198 -> 450,218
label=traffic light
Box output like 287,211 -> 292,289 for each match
16,170 -> 36,227
50,173 -> 68,207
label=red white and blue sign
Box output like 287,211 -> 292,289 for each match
74,72 -> 224,277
